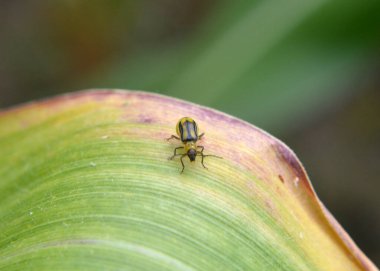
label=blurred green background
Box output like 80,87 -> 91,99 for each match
0,0 -> 379,265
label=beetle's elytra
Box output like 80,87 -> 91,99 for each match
167,117 -> 221,173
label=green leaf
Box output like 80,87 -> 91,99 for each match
0,90 -> 376,270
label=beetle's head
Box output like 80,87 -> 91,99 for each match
187,148 -> 197,162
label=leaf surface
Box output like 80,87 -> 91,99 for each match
0,90 -> 377,270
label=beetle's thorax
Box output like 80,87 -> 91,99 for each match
184,141 -> 196,152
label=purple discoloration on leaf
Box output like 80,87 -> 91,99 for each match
137,115 -> 155,124
273,142 -> 313,194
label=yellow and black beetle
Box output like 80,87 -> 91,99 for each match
167,117 -> 221,173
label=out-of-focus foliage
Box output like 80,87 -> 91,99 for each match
99,0 -> 380,132
0,0 -> 379,265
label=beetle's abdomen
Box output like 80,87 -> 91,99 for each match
176,117 -> 198,142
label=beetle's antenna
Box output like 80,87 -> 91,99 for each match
197,153 -> 223,159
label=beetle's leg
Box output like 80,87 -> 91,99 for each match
198,133 -> 205,140
166,135 -> 180,141
197,150 -> 208,169
197,149 -> 222,169
201,153 -> 208,169
180,154 -> 187,173
196,146 -> 207,169
168,147 -> 184,160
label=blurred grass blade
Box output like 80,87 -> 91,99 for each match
97,0 -> 380,132
168,0 -> 327,99
0,90 -> 377,270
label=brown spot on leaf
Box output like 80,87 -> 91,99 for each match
278,174 -> 285,183
273,143 -> 314,195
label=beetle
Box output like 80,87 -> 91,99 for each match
167,117 -> 221,173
